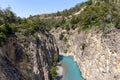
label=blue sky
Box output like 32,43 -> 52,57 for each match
0,0 -> 87,18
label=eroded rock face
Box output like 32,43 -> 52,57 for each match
0,31 -> 59,80
51,28 -> 120,80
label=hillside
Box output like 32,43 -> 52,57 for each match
0,0 -> 120,45
32,0 -> 120,31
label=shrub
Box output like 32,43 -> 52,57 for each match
0,24 -> 7,34
63,37 -> 68,44
50,53 -> 58,79
53,54 -> 58,65
70,16 -> 80,24
67,44 -> 70,48
50,66 -> 58,79
0,32 -> 7,46
64,49 -> 67,53
59,33 -> 64,40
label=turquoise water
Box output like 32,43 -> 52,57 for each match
59,56 -> 83,80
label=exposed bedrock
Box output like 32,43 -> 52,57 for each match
0,31 -> 59,80
51,28 -> 120,80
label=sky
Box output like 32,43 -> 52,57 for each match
0,0 -> 87,18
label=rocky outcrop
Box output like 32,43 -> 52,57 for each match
0,31 -> 59,80
50,28 -> 120,80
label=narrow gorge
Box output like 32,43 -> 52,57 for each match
0,0 -> 120,80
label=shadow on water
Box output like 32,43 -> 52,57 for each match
56,76 -> 63,80
59,55 -> 64,61
59,55 -> 74,61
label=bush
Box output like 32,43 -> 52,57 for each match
67,44 -> 70,48
50,53 -> 58,79
0,24 -> 7,34
59,33 -> 64,40
63,37 -> 68,44
50,66 -> 58,79
87,0 -> 93,5
64,49 -> 67,53
70,16 -> 79,24
53,54 -> 58,64
0,24 -> 14,35
0,32 -> 7,46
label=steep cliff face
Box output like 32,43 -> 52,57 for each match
0,31 -> 59,80
51,28 -> 120,80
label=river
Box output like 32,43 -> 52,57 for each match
59,55 -> 83,80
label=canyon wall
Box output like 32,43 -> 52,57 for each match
51,28 -> 120,80
0,31 -> 59,80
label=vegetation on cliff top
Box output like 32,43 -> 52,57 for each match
0,0 -> 120,46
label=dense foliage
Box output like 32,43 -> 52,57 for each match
0,0 -> 120,46
0,8 -> 20,46
32,0 -> 120,31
